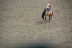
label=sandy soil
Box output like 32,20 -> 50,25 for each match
0,0 -> 72,48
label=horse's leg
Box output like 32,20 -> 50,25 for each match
51,16 -> 52,20
50,12 -> 53,20
45,16 -> 46,21
51,12 -> 53,20
52,12 -> 53,16
49,16 -> 50,21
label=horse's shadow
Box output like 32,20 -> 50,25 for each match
45,20 -> 51,22
36,20 -> 50,25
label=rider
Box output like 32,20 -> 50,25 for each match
42,4 -> 51,19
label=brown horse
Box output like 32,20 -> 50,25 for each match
44,10 -> 53,21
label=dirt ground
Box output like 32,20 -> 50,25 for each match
0,0 -> 72,48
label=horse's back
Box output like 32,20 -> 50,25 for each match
45,10 -> 49,16
49,10 -> 53,16
45,10 -> 53,16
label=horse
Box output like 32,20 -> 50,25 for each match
43,10 -> 53,21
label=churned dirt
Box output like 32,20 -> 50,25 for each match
0,0 -> 72,48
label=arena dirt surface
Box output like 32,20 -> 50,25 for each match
0,0 -> 72,48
